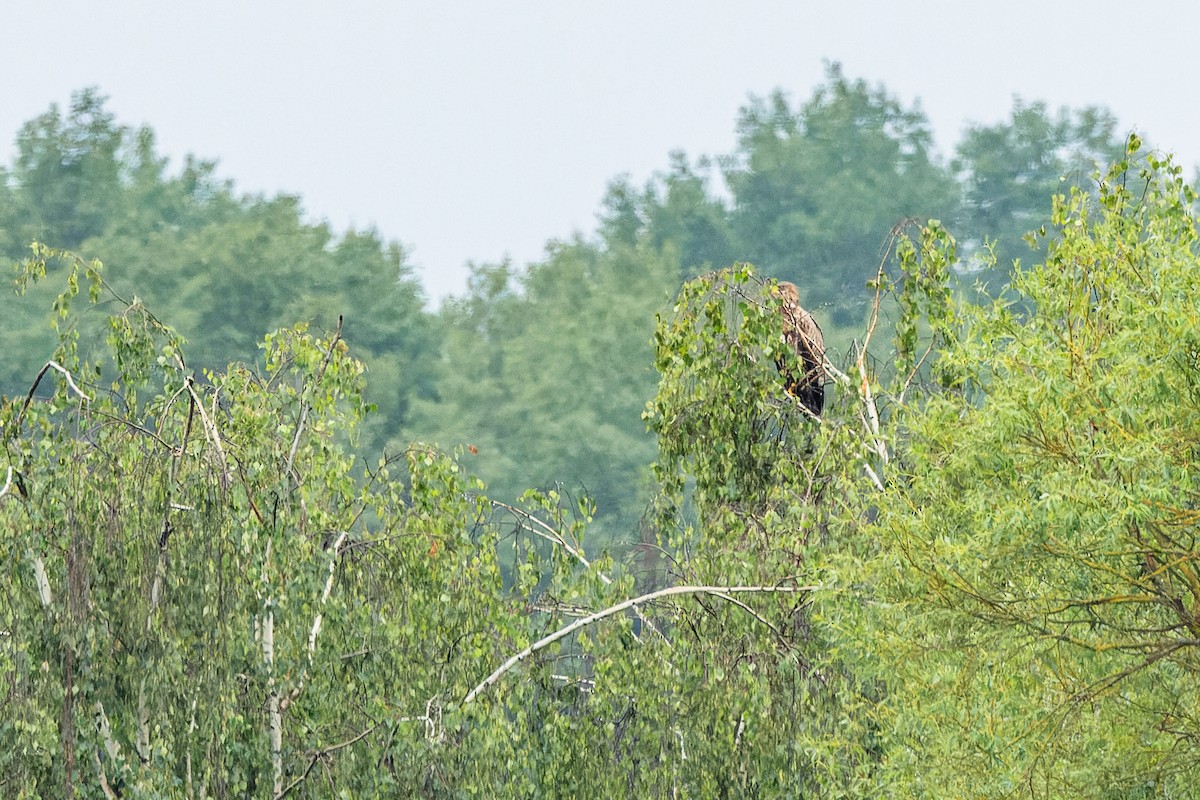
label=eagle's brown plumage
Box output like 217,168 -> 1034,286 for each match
774,281 -> 825,415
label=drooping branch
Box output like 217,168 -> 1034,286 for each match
492,499 -> 668,644
463,583 -> 820,704
146,383 -> 195,630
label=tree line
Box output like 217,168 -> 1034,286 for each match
0,64 -> 1134,538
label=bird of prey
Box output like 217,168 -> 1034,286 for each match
774,281 -> 825,416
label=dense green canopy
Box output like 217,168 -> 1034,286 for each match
2,70 -> 1193,798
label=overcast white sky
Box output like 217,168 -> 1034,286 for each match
2,1 -> 1198,304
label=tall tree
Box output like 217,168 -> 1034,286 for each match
642,151 -> 740,276
860,143 -> 1200,796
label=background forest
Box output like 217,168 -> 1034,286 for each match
0,66 -> 1133,535
3,65 -> 1200,798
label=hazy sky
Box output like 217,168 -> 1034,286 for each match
3,2 -> 1198,304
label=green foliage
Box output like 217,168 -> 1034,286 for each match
601,151 -> 741,276
7,253 -> 811,797
642,155 -> 1200,794
642,260 -> 908,796
6,76 -> 1200,798
0,89 -> 436,461
0,227 -> 946,797
859,142 -> 1200,796
953,99 -> 1128,284
411,236 -> 678,534
9,88 -> 126,250
1,75 -> 1150,555
649,264 -> 816,517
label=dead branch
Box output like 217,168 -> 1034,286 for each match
12,360 -> 92,438
463,583 -> 820,704
492,499 -> 668,644
275,722 -> 380,799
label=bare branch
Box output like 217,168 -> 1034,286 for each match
464,583 -> 820,704
33,555 -> 53,610
281,531 -> 350,714
492,499 -> 668,644
183,378 -> 230,487
275,722 -> 380,799
310,531 -> 348,654
93,751 -> 119,800
852,241 -> 901,488
46,360 -> 92,402
13,360 -> 92,437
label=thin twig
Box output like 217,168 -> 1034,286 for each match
275,723 -> 379,799
707,590 -> 790,648
87,408 -> 176,451
12,360 -> 92,438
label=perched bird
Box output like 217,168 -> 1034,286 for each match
774,281 -> 825,416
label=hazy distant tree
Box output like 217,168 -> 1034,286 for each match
9,88 -> 129,249
953,99 -> 1127,277
408,260 -> 527,484
644,151 -> 741,276
0,165 -> 18,248
412,238 -> 676,531
598,152 -> 740,282
0,88 -> 138,393
595,176 -> 646,249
